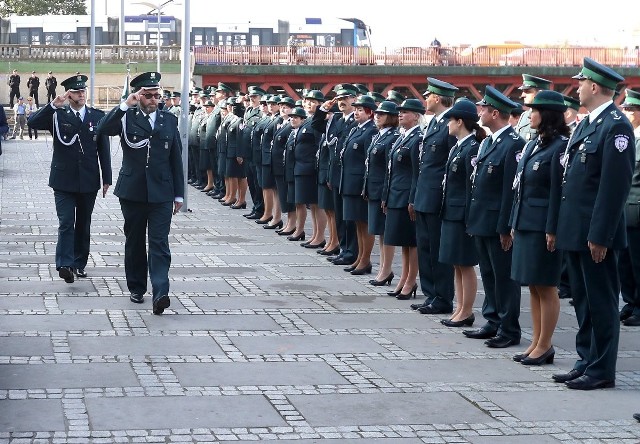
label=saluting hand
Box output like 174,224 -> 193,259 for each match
52,92 -> 67,108
125,92 -> 140,108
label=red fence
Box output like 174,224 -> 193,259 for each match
194,45 -> 640,68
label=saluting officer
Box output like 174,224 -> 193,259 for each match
28,74 -> 111,283
410,77 -> 458,315
463,86 -> 525,348
515,74 -> 552,142
97,72 -> 184,315
552,58 -> 634,389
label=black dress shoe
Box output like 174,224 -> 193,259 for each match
300,241 -> 311,247
521,347 -> 555,365
623,314 -> 640,326
221,200 -> 237,207
410,302 -> 427,310
332,257 -> 353,265
463,326 -> 498,339
351,263 -> 373,275
396,283 -> 418,300
246,213 -> 262,220
485,335 -> 520,348
513,352 -> 529,362
343,264 -> 357,272
243,212 -> 256,218
231,202 -> 247,209
58,266 -> 74,283
319,247 -> 340,256
130,293 -> 144,304
620,304 -> 633,321
369,272 -> 394,286
418,304 -> 452,315
206,190 -> 217,197
256,216 -> 273,225
287,232 -> 305,241
278,229 -> 295,236
565,375 -> 615,390
441,314 -> 475,327
633,413 -> 640,422
264,220 -> 283,230
74,269 -> 88,278
327,255 -> 341,262
305,240 -> 326,249
152,295 -> 171,315
551,369 -> 583,383
387,288 -> 403,297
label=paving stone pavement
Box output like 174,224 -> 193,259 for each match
1,137 -> 639,443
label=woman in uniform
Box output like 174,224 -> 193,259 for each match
285,106 -> 307,240
271,97 -> 296,235
382,99 -> 424,299
439,99 -> 484,327
224,98 -> 247,208
216,98 -> 231,205
365,101 -> 400,285
510,90 -> 569,365
341,95 -> 378,274
261,95 -> 284,230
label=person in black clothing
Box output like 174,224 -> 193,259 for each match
8,69 -> 20,108
45,71 -> 57,103
27,71 -> 40,107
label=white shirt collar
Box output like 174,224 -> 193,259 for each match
491,124 -> 512,142
456,133 -> 474,146
71,105 -> 87,120
403,124 -> 421,137
589,100 -> 614,122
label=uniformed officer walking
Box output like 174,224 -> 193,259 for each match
97,72 -> 184,315
45,71 -> 57,104
552,58 -> 634,389
515,74 -> 552,142
28,74 -> 112,283
27,71 -> 41,107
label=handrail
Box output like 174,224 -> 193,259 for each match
0,44 -> 638,67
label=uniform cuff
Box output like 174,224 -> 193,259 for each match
175,197 -> 184,203
119,102 -> 129,112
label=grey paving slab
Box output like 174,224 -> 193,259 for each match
161,280 -> 239,293
0,399 -> 65,432
191,295 -> 321,310
173,266 -> 257,276
243,244 -> 309,254
0,295 -> 45,310
552,330 -> 637,352
171,361 -> 348,386
251,278 -> 371,292
274,440 -> 424,444
202,235 -> 254,243
1,314 -> 112,331
382,332 -> 531,354
232,255 -> 318,264
299,313 -> 440,330
319,293 -> 418,309
0,280 -> 97,294
484,389 -> 637,421
0,244 -> 38,253
0,254 -> 55,264
0,266 -> 40,278
86,395 -> 287,429
142,314 -> 280,331
289,392 -> 494,426
57,295 -> 185,311
0,337 -> 53,356
364,357 -> 548,383
469,437 -> 560,444
0,363 -> 139,389
232,335 -> 389,355
68,336 -> 223,356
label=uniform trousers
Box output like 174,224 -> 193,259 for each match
47,89 -> 56,103
120,199 -> 173,301
565,250 -> 620,380
332,186 -> 357,262
415,211 -> 454,311
54,190 -> 97,271
475,235 -> 521,340
619,227 -> 640,316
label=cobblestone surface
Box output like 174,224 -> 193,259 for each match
1,138 -> 639,442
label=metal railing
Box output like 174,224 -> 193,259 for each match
0,44 -> 638,67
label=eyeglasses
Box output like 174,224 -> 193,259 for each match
141,93 -> 162,100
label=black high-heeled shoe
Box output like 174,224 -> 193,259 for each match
221,199 -> 237,206
387,288 -> 403,297
231,202 -> 247,209
264,220 -> 283,230
278,229 -> 295,236
318,246 -> 340,256
441,313 -> 475,327
305,240 -> 326,249
512,352 -> 530,362
369,272 -> 394,286
287,232 -> 305,241
396,283 -> 418,300
351,263 -> 373,275
521,347 -> 555,366
256,216 -> 273,225
343,264 -> 357,272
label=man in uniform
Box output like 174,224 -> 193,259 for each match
169,91 -> 181,119
8,69 -> 20,108
45,71 -> 57,104
552,58 -> 634,389
242,86 -> 267,219
463,86 -> 525,348
409,77 -> 457,315
211,82 -> 233,199
617,89 -> 640,327
515,74 -> 552,141
27,71 -> 41,107
563,95 -> 581,134
28,74 -> 111,283
97,72 -> 184,315
187,87 -> 203,186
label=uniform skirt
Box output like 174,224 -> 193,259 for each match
208,148 -> 217,173
286,180 -> 296,204
225,157 -> 246,178
294,174 -> 318,205
255,162 -> 263,188
199,149 -> 211,171
275,175 -> 295,213
318,183 -> 334,211
261,165 -> 276,189
511,229 -> 562,286
384,207 -> 416,247
439,220 -> 478,266
367,199 -> 385,235
217,154 -> 226,178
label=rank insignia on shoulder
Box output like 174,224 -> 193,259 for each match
611,110 -> 622,120
515,152 -> 523,162
302,128 -> 307,133
353,143 -> 358,149
496,138 -> 502,143
615,134 -> 630,152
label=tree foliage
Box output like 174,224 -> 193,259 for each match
0,0 -> 87,16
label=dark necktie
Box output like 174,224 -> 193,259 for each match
75,111 -> 82,122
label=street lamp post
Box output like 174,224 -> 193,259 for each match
133,0 -> 174,73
